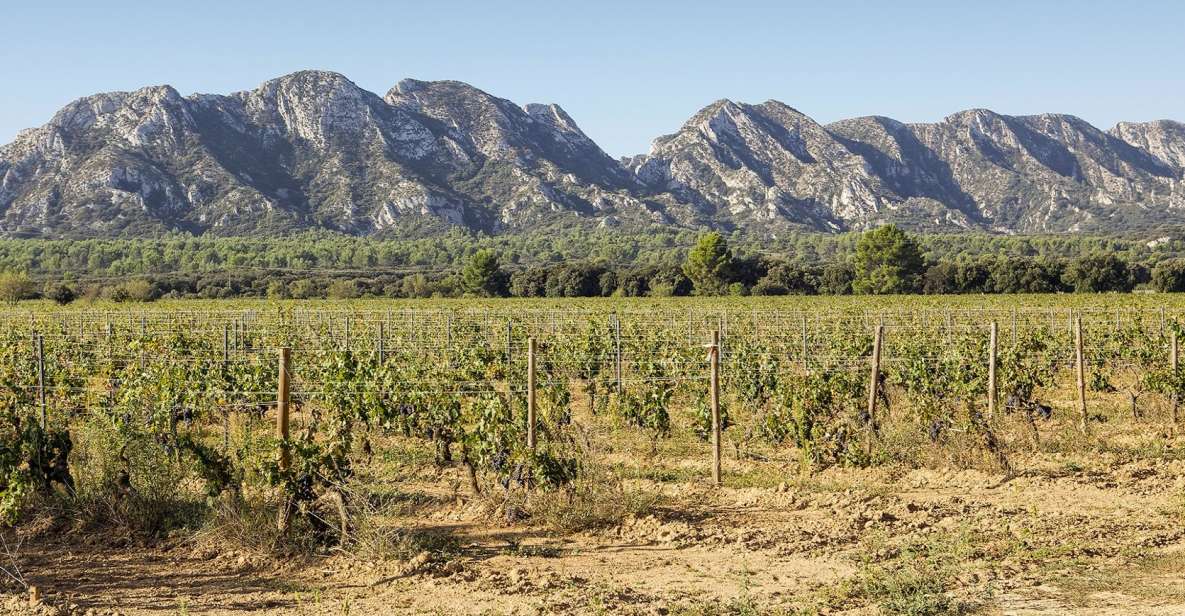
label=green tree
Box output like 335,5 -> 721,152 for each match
1152,259 -> 1185,292
460,250 -> 507,297
43,281 -> 77,305
400,274 -> 434,298
0,272 -> 35,304
109,279 -> 156,302
819,262 -> 854,295
507,269 -> 543,297
852,225 -> 924,294
682,232 -> 733,296
1063,254 -> 1133,293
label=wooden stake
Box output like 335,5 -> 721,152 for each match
710,330 -> 722,486
377,321 -> 385,364
800,315 -> 809,371
987,322 -> 998,421
506,320 -> 513,368
1011,308 -> 1018,348
614,316 -> 622,394
277,347 -> 292,532
527,337 -> 537,452
1075,316 -> 1088,433
867,324 -> 884,435
1172,330 -> 1179,426
221,324 -> 230,452
36,334 -> 46,430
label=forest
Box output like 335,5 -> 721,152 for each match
1,225 -> 1184,302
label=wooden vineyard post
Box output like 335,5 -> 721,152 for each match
1172,331 -> 1180,426
527,337 -> 537,453
987,322 -> 998,421
1011,308 -> 1018,348
1075,316 -> 1088,433
277,347 -> 292,532
222,324 -> 230,451
344,316 -> 351,351
614,315 -> 622,394
377,322 -> 385,365
717,315 -> 724,357
709,330 -> 722,486
867,324 -> 884,444
800,315 -> 809,371
505,320 -> 513,369
36,333 -> 46,430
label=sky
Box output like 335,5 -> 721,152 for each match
2,0 -> 1183,157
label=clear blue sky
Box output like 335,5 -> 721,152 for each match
2,0 -> 1182,157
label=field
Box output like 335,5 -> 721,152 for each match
4,295 -> 1185,615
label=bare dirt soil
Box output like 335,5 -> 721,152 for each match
6,445 -> 1185,616
6,390 -> 1185,616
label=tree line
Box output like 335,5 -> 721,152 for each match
1,224 -> 1183,279
5,225 -> 1185,302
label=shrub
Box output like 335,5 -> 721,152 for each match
0,272 -> 36,304
1152,259 -> 1185,292
289,279 -> 318,299
327,280 -> 360,300
109,279 -> 157,302
266,280 -> 290,299
43,282 -> 78,305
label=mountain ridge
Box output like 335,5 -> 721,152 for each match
2,70 -> 1183,239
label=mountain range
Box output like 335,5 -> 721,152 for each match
1,70 -> 1183,239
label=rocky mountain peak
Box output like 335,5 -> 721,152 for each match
2,72 -> 1185,239
1110,120 -> 1185,172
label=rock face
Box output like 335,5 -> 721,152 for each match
632,104 -> 1185,234
0,71 -> 648,237
2,71 -> 1184,237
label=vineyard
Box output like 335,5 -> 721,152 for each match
5,298 -> 1185,614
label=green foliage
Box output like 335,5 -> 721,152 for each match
853,225 -> 924,294
1152,258 -> 1185,292
855,535 -> 973,615
43,281 -> 77,305
108,278 -> 157,302
0,272 -> 35,304
615,354 -> 676,449
683,232 -> 734,296
764,370 -> 868,467
460,249 -> 507,297
1063,254 -> 1134,292
326,279 -> 360,299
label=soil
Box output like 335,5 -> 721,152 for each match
6,442 -> 1185,615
